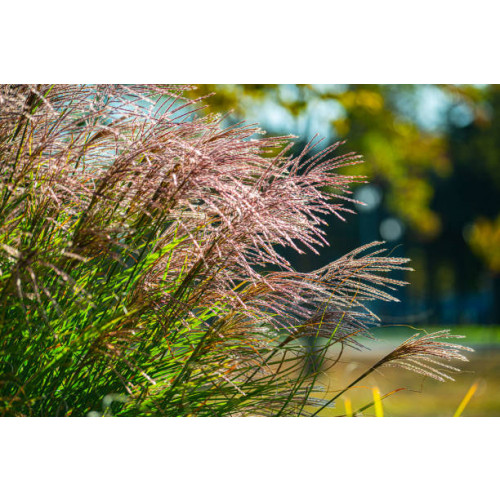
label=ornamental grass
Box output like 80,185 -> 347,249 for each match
0,85 -> 471,416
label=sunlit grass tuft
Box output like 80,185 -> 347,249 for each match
0,85 -> 473,417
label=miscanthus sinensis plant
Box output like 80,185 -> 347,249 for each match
0,85 -> 472,416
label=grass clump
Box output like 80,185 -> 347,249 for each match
0,85 -> 471,416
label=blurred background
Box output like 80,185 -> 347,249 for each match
190,85 -> 500,415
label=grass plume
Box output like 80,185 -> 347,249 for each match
0,85 -> 471,416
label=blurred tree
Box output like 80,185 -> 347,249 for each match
469,216 -> 500,273
445,85 -> 500,322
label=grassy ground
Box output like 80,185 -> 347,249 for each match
316,325 -> 500,417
